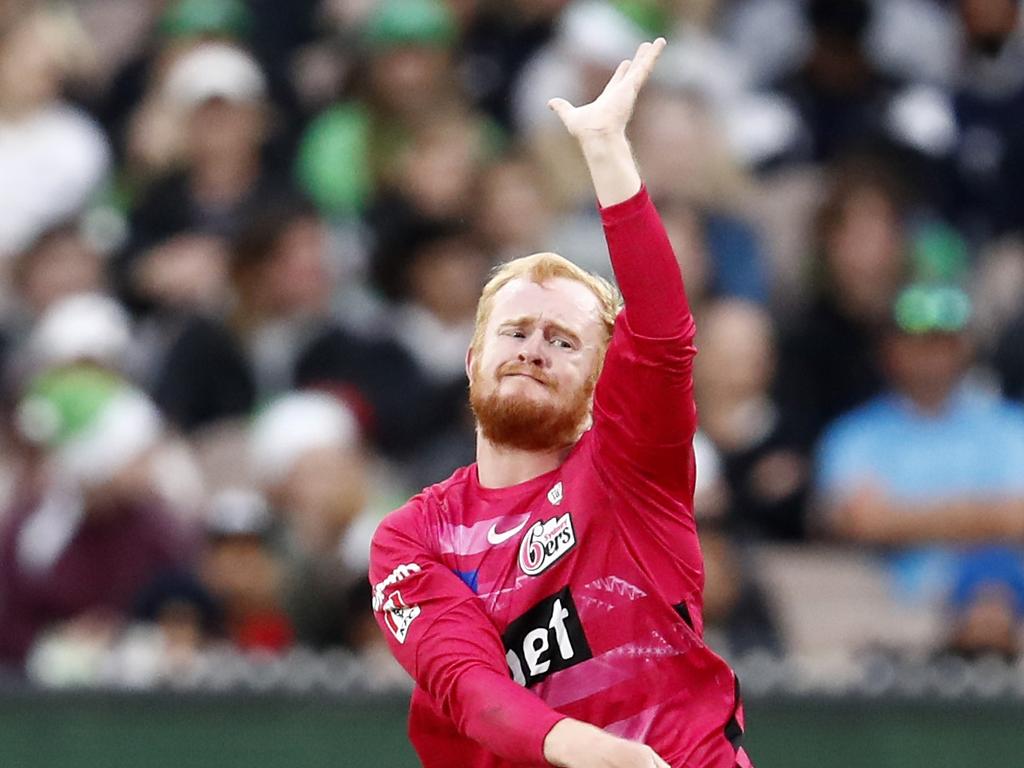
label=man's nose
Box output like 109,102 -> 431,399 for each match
517,331 -> 548,366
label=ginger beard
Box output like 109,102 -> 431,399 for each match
469,357 -> 598,452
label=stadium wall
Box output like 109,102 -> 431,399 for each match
0,691 -> 1019,767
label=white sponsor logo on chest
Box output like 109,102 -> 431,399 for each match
547,481 -> 563,506
518,513 -> 576,576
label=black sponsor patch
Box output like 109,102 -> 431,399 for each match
502,586 -> 592,688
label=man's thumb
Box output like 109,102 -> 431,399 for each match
547,97 -> 573,121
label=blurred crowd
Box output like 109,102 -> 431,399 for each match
1,0 -> 1024,689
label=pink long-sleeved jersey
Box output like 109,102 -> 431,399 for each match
370,189 -> 752,768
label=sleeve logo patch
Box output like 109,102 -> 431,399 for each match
372,562 -> 422,611
381,590 -> 420,644
373,563 -> 423,643
518,513 -> 576,576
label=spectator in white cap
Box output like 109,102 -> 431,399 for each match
25,293 -> 132,378
512,1 -> 648,210
0,225 -> 114,403
248,390 -> 379,649
163,41 -> 268,109
0,8 -> 111,261
7,291 -> 207,521
10,222 -> 109,321
115,40 -> 284,321
197,488 -> 295,654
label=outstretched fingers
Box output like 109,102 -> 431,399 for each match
626,37 -> 666,92
602,58 -> 632,94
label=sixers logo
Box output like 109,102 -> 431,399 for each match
518,513 -> 576,576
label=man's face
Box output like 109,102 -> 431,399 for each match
469,277 -> 605,451
188,98 -> 265,162
884,331 -> 969,408
276,445 -> 368,556
19,231 -> 103,315
827,188 -> 904,316
370,46 -> 450,116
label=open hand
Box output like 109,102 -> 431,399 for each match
547,38 -> 666,143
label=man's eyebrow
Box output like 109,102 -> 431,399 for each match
546,322 -> 582,344
498,315 -> 535,328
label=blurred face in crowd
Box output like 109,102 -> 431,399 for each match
408,236 -> 491,325
695,300 -> 775,404
370,45 -> 451,117
15,228 -> 104,315
825,185 -> 905,320
469,276 -> 605,451
475,160 -> 553,253
202,533 -> 283,614
0,13 -> 62,114
883,331 -> 970,411
273,445 -> 368,557
397,119 -> 482,219
960,0 -> 1019,56
240,215 -> 334,319
186,96 -> 266,166
631,90 -> 741,207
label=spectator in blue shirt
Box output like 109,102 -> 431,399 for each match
815,282 -> 1024,612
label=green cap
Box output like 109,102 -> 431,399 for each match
893,282 -> 972,335
159,0 -> 252,40
17,367 -> 122,447
15,366 -> 165,486
364,0 -> 457,49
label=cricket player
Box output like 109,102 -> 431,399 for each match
370,39 -> 752,768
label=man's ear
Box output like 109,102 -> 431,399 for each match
465,345 -> 474,381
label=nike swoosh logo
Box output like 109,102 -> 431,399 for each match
486,518 -> 529,545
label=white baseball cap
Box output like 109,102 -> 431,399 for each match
164,42 -> 267,108
28,293 -> 132,372
248,392 -> 360,486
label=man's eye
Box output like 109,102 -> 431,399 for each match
551,338 -> 573,350
504,329 -> 526,338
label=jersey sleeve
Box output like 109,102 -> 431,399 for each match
591,187 -> 698,496
370,502 -> 567,765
